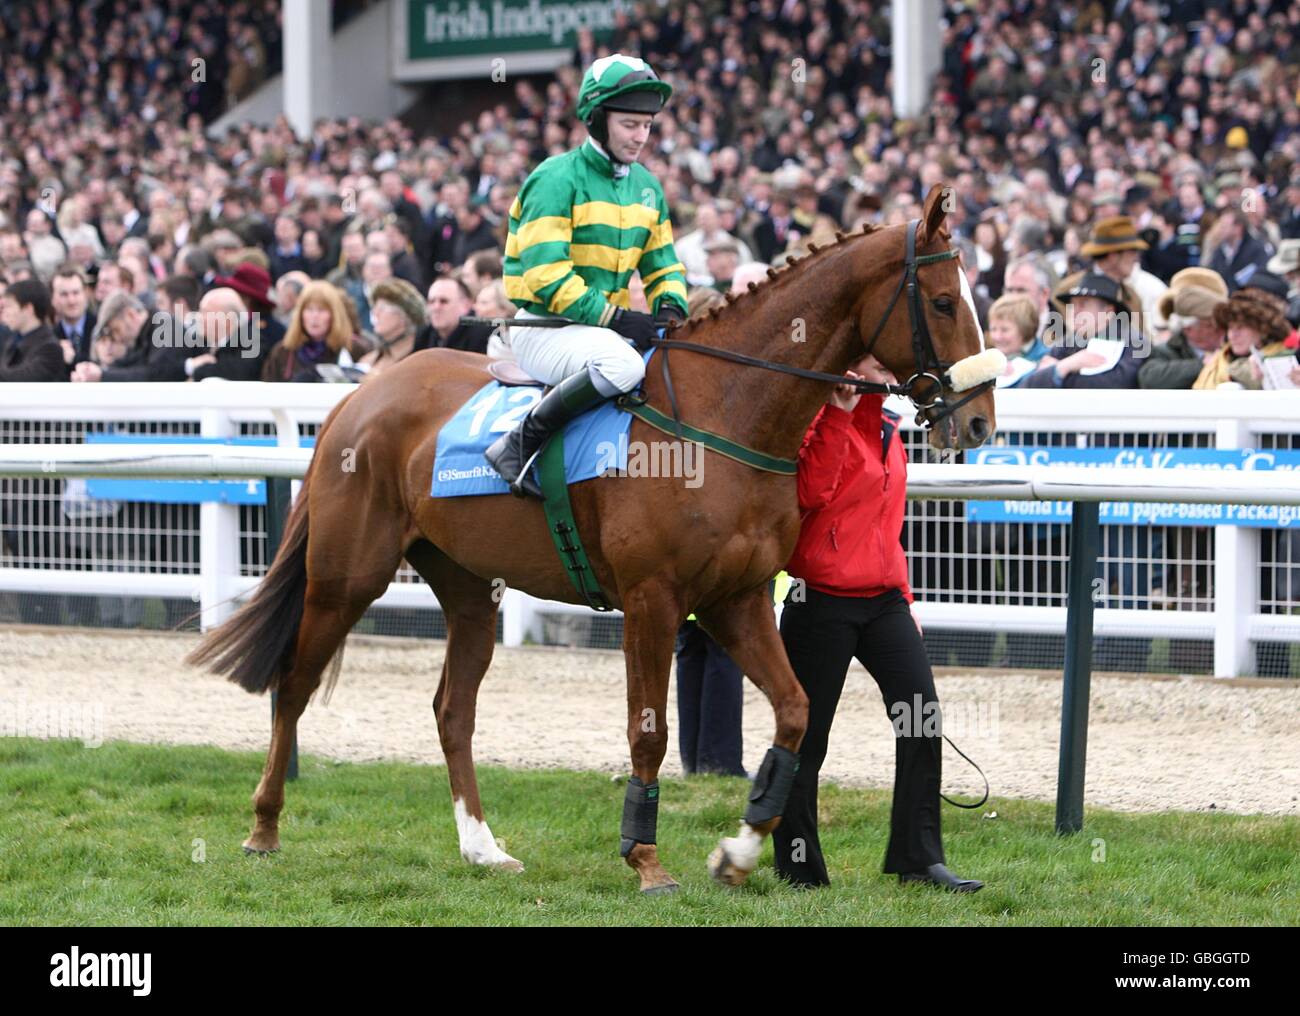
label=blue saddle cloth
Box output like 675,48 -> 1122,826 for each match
430,352 -> 653,497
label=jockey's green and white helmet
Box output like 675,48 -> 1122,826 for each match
576,54 -> 673,150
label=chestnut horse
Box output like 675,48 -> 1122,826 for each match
188,185 -> 998,894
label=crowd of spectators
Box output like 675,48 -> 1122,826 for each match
1,0 -> 1299,662
0,0 -> 1296,392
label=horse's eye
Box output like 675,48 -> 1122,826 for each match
933,297 -> 956,316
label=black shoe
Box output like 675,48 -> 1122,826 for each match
778,874 -> 830,891
484,368 -> 609,498
898,863 -> 983,893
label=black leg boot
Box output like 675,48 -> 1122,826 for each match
484,367 -> 611,498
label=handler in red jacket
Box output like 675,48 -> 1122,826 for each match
774,352 -> 982,892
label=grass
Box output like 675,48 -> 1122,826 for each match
0,738 -> 1295,926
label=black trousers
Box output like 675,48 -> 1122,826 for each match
674,620 -> 745,777
774,586 -> 944,886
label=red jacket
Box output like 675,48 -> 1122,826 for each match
784,394 -> 913,602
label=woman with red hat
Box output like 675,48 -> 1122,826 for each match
213,261 -> 286,351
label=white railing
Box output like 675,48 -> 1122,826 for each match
1,384 -> 1298,674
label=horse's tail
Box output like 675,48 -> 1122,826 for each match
185,467 -> 311,694
185,426 -> 331,695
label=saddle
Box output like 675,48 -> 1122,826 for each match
487,359 -> 543,387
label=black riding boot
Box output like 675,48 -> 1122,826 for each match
484,367 -> 610,498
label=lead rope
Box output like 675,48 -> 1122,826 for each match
940,733 -> 990,809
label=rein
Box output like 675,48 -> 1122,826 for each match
646,219 -> 989,436
461,218 -> 995,445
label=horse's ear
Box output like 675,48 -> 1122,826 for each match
920,184 -> 949,245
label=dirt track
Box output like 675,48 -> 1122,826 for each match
1,627 -> 1296,815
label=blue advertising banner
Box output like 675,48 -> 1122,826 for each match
964,446 -> 1300,529
83,434 -> 313,505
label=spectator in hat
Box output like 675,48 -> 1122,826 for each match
1212,172 -> 1245,212
1266,238 -> 1300,327
262,281 -> 372,382
413,277 -> 493,355
1195,273 -> 1295,389
0,278 -> 66,382
1140,268 -> 1230,390
1203,208 -> 1274,292
704,236 -> 741,292
212,261 -> 286,353
359,277 -> 428,376
1022,273 -> 1141,389
714,199 -> 750,249
1071,215 -> 1167,338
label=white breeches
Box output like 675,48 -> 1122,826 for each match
510,309 -> 646,396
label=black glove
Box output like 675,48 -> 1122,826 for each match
654,302 -> 686,328
609,307 -> 659,350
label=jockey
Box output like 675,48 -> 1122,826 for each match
485,54 -> 689,497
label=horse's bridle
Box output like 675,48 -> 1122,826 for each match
858,218 -> 995,428
646,219 -> 994,434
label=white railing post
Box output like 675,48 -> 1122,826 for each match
501,588 -> 526,647
501,589 -> 545,647
271,406 -> 303,503
199,408 -> 240,630
1214,416 -> 1255,676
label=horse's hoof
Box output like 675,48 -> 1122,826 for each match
463,848 -> 525,873
242,842 -> 280,856
707,845 -> 749,887
642,880 -> 680,896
